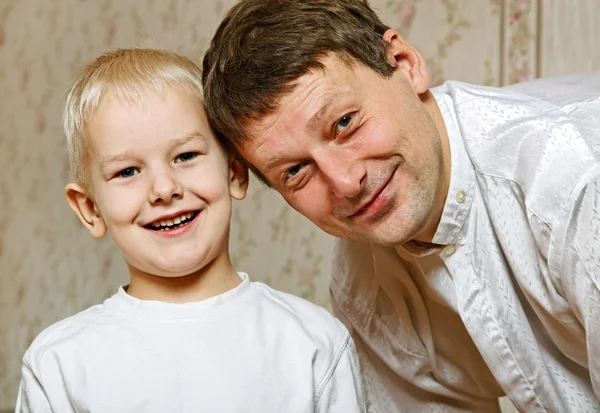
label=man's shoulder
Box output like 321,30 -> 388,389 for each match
439,78 -> 600,223
438,73 -> 600,111
506,72 -> 600,110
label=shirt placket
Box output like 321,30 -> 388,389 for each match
441,230 -> 552,412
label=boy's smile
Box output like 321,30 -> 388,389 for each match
146,210 -> 198,231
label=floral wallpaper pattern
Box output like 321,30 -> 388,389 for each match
1,0 -> 598,410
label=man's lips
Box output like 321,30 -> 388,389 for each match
348,170 -> 396,219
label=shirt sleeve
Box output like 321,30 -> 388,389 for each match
552,172 -> 600,399
314,333 -> 366,413
15,358 -> 53,413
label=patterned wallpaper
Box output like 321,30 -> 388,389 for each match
0,0 -> 598,409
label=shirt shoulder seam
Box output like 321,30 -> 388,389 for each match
472,169 -> 553,227
313,332 -> 351,406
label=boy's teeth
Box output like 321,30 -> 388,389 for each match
150,212 -> 196,229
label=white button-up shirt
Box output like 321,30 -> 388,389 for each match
331,74 -> 600,412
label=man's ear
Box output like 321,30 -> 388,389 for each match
65,183 -> 107,239
382,29 -> 430,94
228,155 -> 249,200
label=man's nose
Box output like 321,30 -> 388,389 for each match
315,149 -> 366,199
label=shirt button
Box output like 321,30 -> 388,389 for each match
455,191 -> 466,203
443,245 -> 456,256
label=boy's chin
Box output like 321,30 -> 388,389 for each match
127,260 -> 208,280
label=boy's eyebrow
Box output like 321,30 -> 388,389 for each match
100,151 -> 136,166
100,132 -> 210,166
171,132 -> 209,147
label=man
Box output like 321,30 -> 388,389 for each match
201,0 -> 600,411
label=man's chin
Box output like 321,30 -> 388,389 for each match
320,225 -> 410,247
361,231 -> 413,247
354,217 -> 427,247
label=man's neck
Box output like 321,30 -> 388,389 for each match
413,89 -> 452,244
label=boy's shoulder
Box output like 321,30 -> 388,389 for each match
251,281 -> 349,347
24,298 -> 115,367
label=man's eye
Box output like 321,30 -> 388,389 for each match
175,152 -> 198,163
334,114 -> 353,135
116,167 -> 139,178
284,164 -> 303,181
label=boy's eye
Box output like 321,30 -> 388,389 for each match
117,167 -> 139,178
175,152 -> 198,163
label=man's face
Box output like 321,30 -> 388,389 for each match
241,54 -> 445,246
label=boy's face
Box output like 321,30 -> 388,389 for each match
68,86 -> 247,278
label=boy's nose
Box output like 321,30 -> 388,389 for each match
150,172 -> 183,204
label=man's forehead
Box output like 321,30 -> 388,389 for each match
240,55 -> 360,151
273,74 -> 354,127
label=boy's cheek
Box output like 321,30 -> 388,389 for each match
97,189 -> 144,224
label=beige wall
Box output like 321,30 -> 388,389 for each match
1,0 -> 599,410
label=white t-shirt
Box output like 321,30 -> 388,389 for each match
16,273 -> 365,413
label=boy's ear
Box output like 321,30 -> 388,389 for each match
228,156 -> 249,200
65,183 -> 107,239
382,29 -> 430,95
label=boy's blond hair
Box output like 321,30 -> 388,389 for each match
64,48 -> 204,189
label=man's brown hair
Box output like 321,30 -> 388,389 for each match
202,0 -> 393,183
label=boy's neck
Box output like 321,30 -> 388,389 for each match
125,254 -> 242,303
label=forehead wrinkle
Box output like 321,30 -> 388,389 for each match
251,73 -> 343,174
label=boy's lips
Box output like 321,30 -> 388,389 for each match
144,209 -> 201,231
144,210 -> 202,237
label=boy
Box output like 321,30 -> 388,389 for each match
15,48 -> 365,413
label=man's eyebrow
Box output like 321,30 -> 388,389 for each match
307,95 -> 337,131
307,93 -> 351,131
263,154 -> 283,172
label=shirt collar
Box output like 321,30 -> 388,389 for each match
105,272 -> 253,320
401,86 -> 476,254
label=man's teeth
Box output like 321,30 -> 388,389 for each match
151,212 -> 195,229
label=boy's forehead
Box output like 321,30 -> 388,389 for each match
87,89 -> 212,151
